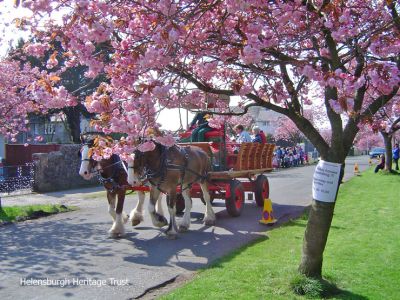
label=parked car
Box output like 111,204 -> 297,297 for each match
369,147 -> 385,158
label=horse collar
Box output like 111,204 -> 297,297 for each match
140,144 -> 168,181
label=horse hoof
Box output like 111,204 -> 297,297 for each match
204,219 -> 216,226
178,225 -> 189,232
131,219 -> 141,226
109,231 -> 124,239
156,215 -> 168,228
165,232 -> 178,240
157,221 -> 168,228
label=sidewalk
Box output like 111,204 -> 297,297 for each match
1,186 -> 105,208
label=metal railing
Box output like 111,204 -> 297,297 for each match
0,163 -> 35,196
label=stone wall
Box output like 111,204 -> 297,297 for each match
32,144 -> 98,192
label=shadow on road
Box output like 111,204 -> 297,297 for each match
120,202 -> 307,271
0,217 -> 118,287
0,202 -> 307,276
0,200 -> 307,300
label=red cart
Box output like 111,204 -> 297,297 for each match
175,142 -> 275,217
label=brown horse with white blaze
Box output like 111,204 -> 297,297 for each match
79,136 -> 164,238
128,142 -> 216,239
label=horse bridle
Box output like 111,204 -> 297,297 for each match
128,148 -> 167,182
80,144 -> 124,176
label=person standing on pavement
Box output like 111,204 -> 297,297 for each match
393,143 -> 399,171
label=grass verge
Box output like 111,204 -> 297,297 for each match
162,168 -> 400,299
0,204 -> 77,223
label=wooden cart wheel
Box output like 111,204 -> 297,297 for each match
225,180 -> 245,217
254,175 -> 269,207
176,194 -> 186,214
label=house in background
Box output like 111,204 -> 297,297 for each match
247,106 -> 280,135
12,113 -> 94,145
80,117 -> 96,135
247,106 -> 317,152
13,114 -> 70,144
3,113 -> 95,166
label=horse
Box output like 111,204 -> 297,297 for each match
79,136 -> 164,238
127,141 -> 216,239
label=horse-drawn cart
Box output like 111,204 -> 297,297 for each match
176,142 -> 275,217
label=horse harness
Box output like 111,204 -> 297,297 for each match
97,155 -> 129,193
81,141 -> 131,193
82,154 -> 126,193
133,144 -> 208,194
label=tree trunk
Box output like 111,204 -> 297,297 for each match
298,200 -> 335,277
298,159 -> 344,278
381,131 -> 393,171
64,107 -> 81,144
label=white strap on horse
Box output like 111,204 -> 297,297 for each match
121,160 -> 128,175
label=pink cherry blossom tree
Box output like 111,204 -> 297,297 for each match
370,101 -> 400,170
13,0 -> 400,278
0,58 -> 76,140
274,116 -> 305,145
354,128 -> 384,152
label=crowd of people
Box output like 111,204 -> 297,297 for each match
274,146 -> 307,168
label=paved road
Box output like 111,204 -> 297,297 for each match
0,156 -> 370,300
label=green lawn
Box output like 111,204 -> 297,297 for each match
0,204 -> 76,222
163,168 -> 400,300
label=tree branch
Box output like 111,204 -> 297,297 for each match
279,63 -> 302,113
361,86 -> 400,119
71,76 -> 102,96
387,1 -> 400,31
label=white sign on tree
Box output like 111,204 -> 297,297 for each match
312,160 -> 342,203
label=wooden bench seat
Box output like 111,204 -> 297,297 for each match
178,142 -> 275,172
232,143 -> 275,171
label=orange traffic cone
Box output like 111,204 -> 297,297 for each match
259,198 -> 277,225
354,163 -> 361,176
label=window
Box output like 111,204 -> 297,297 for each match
45,124 -> 56,134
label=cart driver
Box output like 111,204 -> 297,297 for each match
190,112 -> 213,142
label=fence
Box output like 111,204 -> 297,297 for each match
0,163 -> 35,194
0,163 -> 35,207
5,144 -> 60,166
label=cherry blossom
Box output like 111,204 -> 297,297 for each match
0,58 -> 75,137
7,0 -> 400,278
